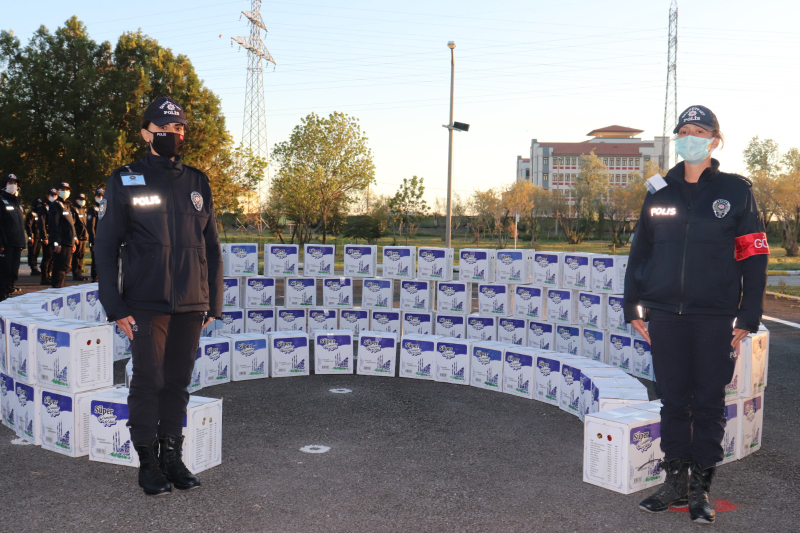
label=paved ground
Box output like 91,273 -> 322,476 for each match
768,275 -> 800,287
1,278 -> 798,532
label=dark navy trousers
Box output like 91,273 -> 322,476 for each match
648,309 -> 737,468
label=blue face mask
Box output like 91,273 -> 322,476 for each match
675,135 -> 713,165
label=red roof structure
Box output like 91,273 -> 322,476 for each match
541,142 -> 653,156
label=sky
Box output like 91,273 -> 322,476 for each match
4,0 -> 800,205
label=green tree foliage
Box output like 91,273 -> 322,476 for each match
271,112 -> 375,245
389,175 -> 429,245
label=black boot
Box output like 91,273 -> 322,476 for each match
133,438 -> 172,496
638,458 -> 690,512
688,462 -> 716,524
159,434 -> 201,490
30,267 -> 41,276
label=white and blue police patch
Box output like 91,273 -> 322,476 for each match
191,191 -> 203,211
99,198 -> 107,219
713,199 -> 731,219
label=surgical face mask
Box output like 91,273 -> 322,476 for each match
95,196 -> 103,204
48,195 -> 57,203
76,199 -> 85,207
675,135 -> 714,165
149,130 -> 185,158
5,183 -> 17,194
58,190 -> 70,200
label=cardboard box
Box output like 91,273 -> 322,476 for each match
466,314 -> 497,342
534,353 -> 579,406
417,247 -> 454,281
400,280 -> 434,311
608,333 -> 633,372
399,334 -> 441,380
581,327 -> 607,363
7,316 -> 39,385
435,337 -> 472,385
577,291 -> 607,329
264,244 -> 299,277
285,277 -> 317,308
314,330 -> 354,375
435,313 -> 466,338
628,399 -> 663,414
546,288 -> 577,325
35,322 -> 113,393
513,285 -> 544,320
527,320 -> 555,351
381,246 -> 416,280
562,252 -> 594,290
245,309 -> 276,335
458,248 -> 496,283
222,243 -> 258,276
276,308 -> 307,333
631,338 -> 654,381
470,341 -> 506,391
369,310 -> 401,335
1,372 -> 15,430
402,311 -> 435,336
739,393 -> 764,459
200,318 -> 220,338
719,399 -> 741,466
344,244 -> 378,277
227,333 -> 270,380
304,244 -> 335,277
606,295 -> 631,334
584,373 -> 646,420
243,276 -> 276,308
40,386 -> 115,457
322,277 -> 354,309
555,324 -> 581,356
270,332 -> 310,377
497,317 -> 527,346
496,249 -> 534,284
339,308 -> 370,338
533,251 -> 564,288
81,287 -> 107,322
436,281 -> 470,315
14,381 -> 41,444
307,309 -> 339,334
503,346 -> 537,399
89,387 -> 137,467
478,283 -> 514,316
740,330 -> 769,398
56,288 -> 83,320
198,338 -> 231,387
591,254 -> 628,294
560,359 -> 610,416
125,359 -> 132,388
218,309 -> 244,336
222,277 -> 241,308
583,408 -> 666,494
188,348 -> 203,394
182,396 -> 223,475
361,278 -> 393,310
356,332 -> 397,377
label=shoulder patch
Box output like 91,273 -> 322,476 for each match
99,199 -> 107,220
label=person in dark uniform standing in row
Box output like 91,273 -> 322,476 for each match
87,187 -> 103,282
0,174 -> 26,300
24,198 -> 43,276
47,182 -> 76,288
36,187 -> 58,285
70,193 -> 89,281
96,96 -> 222,497
625,106 -> 768,524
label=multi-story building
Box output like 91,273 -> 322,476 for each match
516,126 -> 670,200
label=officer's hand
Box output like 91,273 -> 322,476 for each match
203,316 -> 215,329
54,245 -> 61,254
0,247 -> 4,254
71,245 -> 76,253
117,316 -> 136,340
731,328 -> 750,349
43,239 -> 48,245
630,319 -> 651,344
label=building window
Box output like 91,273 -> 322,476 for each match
633,158 -> 639,167
571,157 -> 577,165
602,158 -> 608,166
525,169 -> 530,178
622,175 -> 627,183
615,158 -> 621,166
543,157 -> 548,165
543,173 -> 548,181
622,158 -> 628,166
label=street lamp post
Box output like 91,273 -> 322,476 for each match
445,41 -> 456,249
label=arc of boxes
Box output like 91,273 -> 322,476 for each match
0,245 -> 768,494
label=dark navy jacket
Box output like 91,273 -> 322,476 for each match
623,159 -> 768,332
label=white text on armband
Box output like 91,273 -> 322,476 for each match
650,207 -> 676,216
132,195 -> 161,206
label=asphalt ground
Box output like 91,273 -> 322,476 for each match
1,276 -> 798,532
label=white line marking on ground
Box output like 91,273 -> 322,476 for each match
762,315 -> 800,329
329,388 -> 352,394
300,445 -> 330,454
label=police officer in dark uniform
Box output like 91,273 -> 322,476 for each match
70,193 -> 89,281
87,188 -> 103,282
0,174 -> 26,300
47,182 -> 77,288
96,96 -> 222,497
36,187 -> 58,284
25,198 -> 43,276
624,106 -> 768,524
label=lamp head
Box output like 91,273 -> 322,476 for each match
447,41 -> 455,49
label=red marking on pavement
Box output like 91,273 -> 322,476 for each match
670,499 -> 737,513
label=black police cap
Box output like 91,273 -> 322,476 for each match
58,182 -> 71,190
95,187 -> 105,196
673,105 -> 719,134
143,96 -> 187,127
2,173 -> 17,186
77,193 -> 87,200
48,188 -> 58,195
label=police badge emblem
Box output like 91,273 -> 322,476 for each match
98,198 -> 107,219
191,191 -> 203,211
712,199 -> 731,219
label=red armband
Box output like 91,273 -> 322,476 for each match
735,232 -> 770,261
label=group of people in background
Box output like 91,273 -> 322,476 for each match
0,173 -> 103,300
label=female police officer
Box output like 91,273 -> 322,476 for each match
96,96 -> 223,496
624,105 -> 768,524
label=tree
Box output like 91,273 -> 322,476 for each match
744,136 -> 782,233
389,176 -> 429,245
770,148 -> 800,256
605,172 -> 646,247
271,111 -> 375,244
469,188 -> 504,245
502,181 -> 535,245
